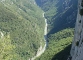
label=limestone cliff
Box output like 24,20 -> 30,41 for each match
68,0 -> 83,60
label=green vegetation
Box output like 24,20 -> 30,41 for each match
0,32 -> 14,60
81,0 -> 83,7
36,28 -> 74,60
0,0 -> 77,60
79,20 -> 81,23
48,28 -> 74,41
36,0 -> 78,33
76,41 -> 79,46
0,0 -> 45,60
80,9 -> 83,15
35,0 -> 77,60
81,2 -> 83,7
82,39 -> 83,42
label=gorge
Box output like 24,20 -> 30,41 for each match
0,0 -> 82,60
30,13 -> 48,60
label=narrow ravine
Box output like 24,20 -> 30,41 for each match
29,12 -> 48,60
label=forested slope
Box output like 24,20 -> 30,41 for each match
35,28 -> 74,60
0,0 -> 78,60
35,0 -> 78,60
35,0 -> 78,34
0,0 -> 45,60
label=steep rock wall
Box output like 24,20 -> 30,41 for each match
69,0 -> 83,60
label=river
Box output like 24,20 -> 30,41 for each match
29,12 -> 48,60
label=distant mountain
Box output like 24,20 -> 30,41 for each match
35,0 -> 78,34
0,0 -> 45,60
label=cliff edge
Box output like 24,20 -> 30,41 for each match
68,0 -> 83,60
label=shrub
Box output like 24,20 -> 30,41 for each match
76,41 -> 79,46
81,0 -> 83,7
79,20 -> 81,23
79,9 -> 83,15
81,2 -> 83,7
82,39 -> 83,42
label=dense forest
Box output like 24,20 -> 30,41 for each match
35,0 -> 78,34
0,0 -> 78,60
36,28 -> 74,60
35,0 -> 78,60
0,0 -> 45,60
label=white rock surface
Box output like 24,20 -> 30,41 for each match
69,0 -> 83,60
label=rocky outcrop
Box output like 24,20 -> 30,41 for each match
69,0 -> 83,60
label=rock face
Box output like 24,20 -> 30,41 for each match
69,0 -> 83,60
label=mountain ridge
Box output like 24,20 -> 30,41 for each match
35,0 -> 78,34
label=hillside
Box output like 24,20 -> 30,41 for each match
35,0 -> 78,34
35,28 -> 74,60
35,0 -> 78,60
0,0 -> 45,60
0,0 -> 80,60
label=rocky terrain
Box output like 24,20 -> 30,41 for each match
69,0 -> 83,60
